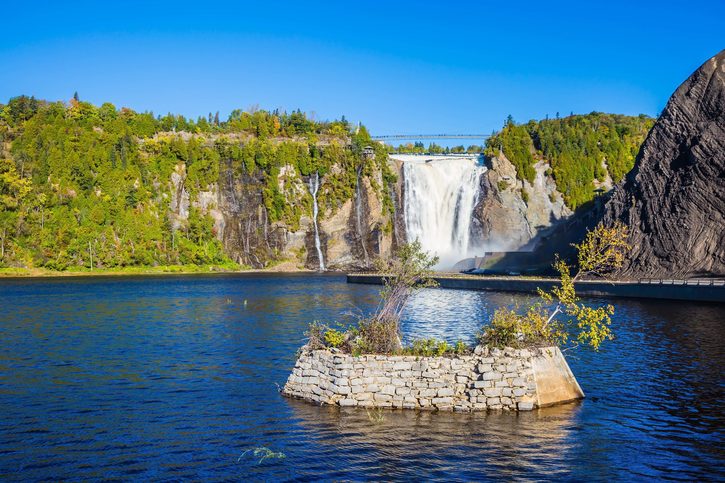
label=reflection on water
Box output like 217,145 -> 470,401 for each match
289,400 -> 582,480
0,273 -> 723,480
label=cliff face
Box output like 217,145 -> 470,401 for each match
602,50 -> 725,279
170,157 -> 397,270
474,153 -> 570,251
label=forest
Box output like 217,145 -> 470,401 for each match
485,112 -> 654,209
0,95 -> 654,272
0,95 -> 389,271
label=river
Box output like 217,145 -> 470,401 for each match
0,273 -> 722,480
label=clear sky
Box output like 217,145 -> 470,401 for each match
1,1 -> 723,136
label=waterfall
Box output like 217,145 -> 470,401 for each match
308,171 -> 325,271
399,155 -> 486,269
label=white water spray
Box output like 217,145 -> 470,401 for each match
398,155 -> 486,269
308,171 -> 325,271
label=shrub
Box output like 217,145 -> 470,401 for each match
354,240 -> 438,354
402,338 -> 470,357
479,222 -> 629,351
521,188 -> 530,204
324,328 -> 346,348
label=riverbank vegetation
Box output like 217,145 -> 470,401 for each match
308,223 -> 629,355
485,113 -> 654,210
0,95 -> 392,271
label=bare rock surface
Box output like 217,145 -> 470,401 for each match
474,154 -> 570,251
602,50 -> 725,279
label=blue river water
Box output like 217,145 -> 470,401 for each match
0,273 -> 723,481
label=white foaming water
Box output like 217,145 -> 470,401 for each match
308,172 -> 325,271
398,155 -> 487,269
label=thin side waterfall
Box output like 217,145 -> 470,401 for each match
308,171 -> 325,271
401,156 -> 487,268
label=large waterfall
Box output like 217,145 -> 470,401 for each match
398,155 -> 487,269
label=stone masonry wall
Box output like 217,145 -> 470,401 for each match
282,346 -> 571,411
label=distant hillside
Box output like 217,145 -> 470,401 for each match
0,97 -> 391,270
485,112 -> 654,209
0,96 -> 658,273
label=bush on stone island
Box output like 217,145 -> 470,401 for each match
478,221 -> 630,350
305,240 -> 439,355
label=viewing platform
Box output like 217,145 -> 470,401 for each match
347,273 -> 725,303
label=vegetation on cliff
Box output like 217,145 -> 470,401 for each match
0,95 -> 392,270
485,113 -> 654,209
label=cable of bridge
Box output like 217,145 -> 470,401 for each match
371,134 -> 490,140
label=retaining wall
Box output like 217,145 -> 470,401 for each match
282,345 -> 583,411
346,274 -> 725,303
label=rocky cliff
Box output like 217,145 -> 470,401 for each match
474,153 -> 571,251
602,50 -> 725,279
170,153 -> 398,270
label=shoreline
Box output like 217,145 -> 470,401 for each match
0,264 -> 318,279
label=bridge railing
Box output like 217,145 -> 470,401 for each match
637,278 -> 724,286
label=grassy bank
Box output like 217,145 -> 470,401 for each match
0,262 -> 311,278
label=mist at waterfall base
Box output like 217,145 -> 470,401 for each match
401,155 -> 502,269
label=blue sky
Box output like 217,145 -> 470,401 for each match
1,1 -> 723,136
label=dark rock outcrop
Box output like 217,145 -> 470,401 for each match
602,50 -> 725,279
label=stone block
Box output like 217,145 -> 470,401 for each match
511,377 -> 526,387
374,393 -> 392,402
339,399 -> 357,407
396,387 -> 411,395
381,385 -> 396,396
513,388 -> 526,397
487,397 -> 501,406
518,401 -> 534,411
432,397 -> 453,405
477,364 -> 492,373
367,384 -> 380,393
437,387 -> 454,397
473,380 -> 490,389
393,361 -> 412,370
482,372 -> 502,381
420,388 -> 437,398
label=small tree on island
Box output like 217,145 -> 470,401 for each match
479,221 -> 630,350
307,239 -> 439,354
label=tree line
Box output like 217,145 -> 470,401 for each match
0,95 -> 391,270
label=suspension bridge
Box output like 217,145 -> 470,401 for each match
371,134 -> 490,141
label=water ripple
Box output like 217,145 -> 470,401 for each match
0,273 -> 723,481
